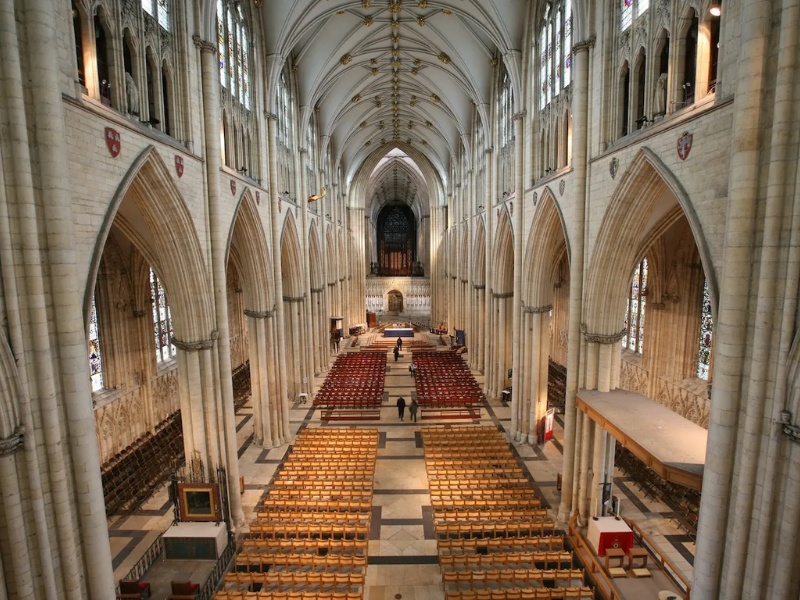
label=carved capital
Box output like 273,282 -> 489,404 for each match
283,294 -> 307,303
512,111 -> 527,121
266,112 -> 278,121
311,287 -> 324,294
573,35 -> 597,54
0,428 -> 24,456
244,308 -> 275,319
493,291 -> 514,299
522,303 -> 552,314
191,35 -> 216,54
171,331 -> 218,351
460,279 -> 468,284
473,284 -> 486,290
580,323 -> 626,344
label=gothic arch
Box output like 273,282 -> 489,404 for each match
473,218 -> 486,285
584,147 -> 717,336
523,188 -> 570,307
493,210 -> 514,294
226,189 -> 275,312
280,213 -> 303,298
308,222 -> 323,290
0,335 -> 23,439
85,146 -> 214,343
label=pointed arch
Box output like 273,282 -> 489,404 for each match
473,218 -> 486,285
308,221 -> 323,290
280,213 -> 304,297
85,146 -> 214,342
523,188 -> 570,307
584,147 -> 717,336
493,210 -> 514,294
0,335 -> 23,439
226,189 -> 274,312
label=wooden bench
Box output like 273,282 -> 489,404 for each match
421,407 -> 481,420
321,409 -> 381,421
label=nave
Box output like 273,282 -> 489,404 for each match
109,340 -> 695,599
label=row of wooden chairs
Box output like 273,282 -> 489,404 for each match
258,500 -> 372,513
429,478 -> 532,489
249,523 -> 369,541
432,500 -> 542,512
224,571 -> 365,589
434,509 -> 550,522
255,511 -> 371,523
216,592 -> 362,600
434,520 -> 555,540
442,568 -> 585,588
264,490 -> 371,502
439,552 -> 574,570
437,537 -> 565,554
234,555 -> 367,571
241,539 -> 368,556
426,459 -> 520,468
445,588 -> 593,600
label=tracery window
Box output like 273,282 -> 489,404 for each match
621,0 -> 648,32
539,2 -> 572,110
697,279 -> 713,380
141,0 -> 170,31
497,70 -> 514,197
276,69 -> 296,199
217,0 -> 250,109
306,113 -> 318,203
89,296 -> 103,391
150,269 -> 175,363
623,258 -> 648,354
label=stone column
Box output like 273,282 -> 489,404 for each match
510,110 -> 525,439
195,35 -> 244,526
298,148 -> 315,385
0,433 -> 34,600
22,1 -> 115,596
245,309 -> 274,447
266,113 -> 291,439
589,425 -> 607,519
558,36 -> 594,524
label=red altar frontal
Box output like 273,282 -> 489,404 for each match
587,516 -> 634,556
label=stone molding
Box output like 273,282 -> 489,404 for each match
283,294 -> 306,303
172,331 -> 218,351
327,282 -> 336,287
191,35 -> 216,54
522,303 -> 552,314
0,428 -> 24,456
580,323 -> 626,344
573,35 -> 597,54
513,111 -> 527,121
493,291 -> 514,299
473,284 -> 486,290
244,308 -> 275,319
460,279 -> 468,284
310,287 -> 325,294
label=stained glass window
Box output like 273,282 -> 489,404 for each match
621,0 -> 633,31
141,0 -> 155,16
563,1 -> 572,87
217,0 -> 226,87
538,2 -> 571,110
157,0 -> 170,31
150,268 -> 175,363
623,258 -> 648,354
241,27 -> 250,109
697,279 -> 713,380
89,296 -> 103,391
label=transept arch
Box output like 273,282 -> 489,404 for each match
85,146 -> 214,343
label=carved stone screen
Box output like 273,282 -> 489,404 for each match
378,205 -> 416,276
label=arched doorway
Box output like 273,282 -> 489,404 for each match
387,289 -> 404,314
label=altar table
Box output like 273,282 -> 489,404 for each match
587,516 -> 634,556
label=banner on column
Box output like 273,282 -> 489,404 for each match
544,408 -> 555,442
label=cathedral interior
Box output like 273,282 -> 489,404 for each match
0,0 -> 799,599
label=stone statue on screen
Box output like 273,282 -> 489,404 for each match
125,72 -> 140,117
654,72 -> 667,116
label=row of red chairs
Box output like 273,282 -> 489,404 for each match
313,352 -> 386,409
412,352 -> 483,407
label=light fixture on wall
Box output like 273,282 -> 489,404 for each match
238,166 -> 248,175
709,1 -> 721,16
545,167 -> 553,174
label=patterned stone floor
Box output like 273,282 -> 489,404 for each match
108,333 -> 694,599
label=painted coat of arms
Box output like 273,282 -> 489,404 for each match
174,155 -> 184,178
610,157 -> 619,179
677,131 -> 693,161
104,127 -> 121,157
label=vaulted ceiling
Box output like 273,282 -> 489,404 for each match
255,0 -> 532,216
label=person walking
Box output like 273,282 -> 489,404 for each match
409,398 -> 419,422
409,362 -> 416,378
393,346 -> 400,361
396,396 -> 406,420
396,336 -> 403,350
